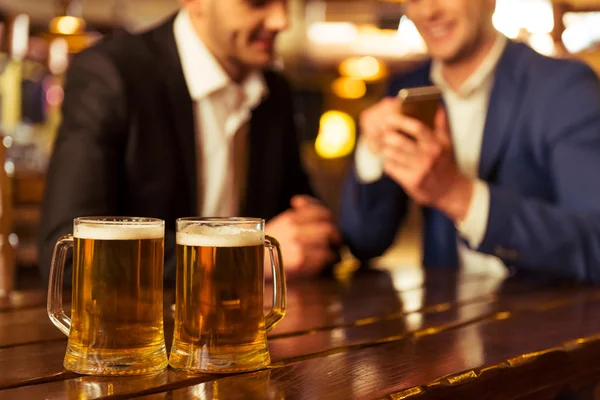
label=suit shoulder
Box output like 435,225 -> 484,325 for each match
519,45 -> 600,121
71,16 -> 174,75
62,39 -> 131,99
510,43 -> 600,142
516,43 -> 598,87
66,35 -> 143,82
76,34 -> 149,67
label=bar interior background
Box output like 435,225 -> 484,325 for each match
0,0 -> 599,289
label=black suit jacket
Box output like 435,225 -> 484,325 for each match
39,16 -> 313,284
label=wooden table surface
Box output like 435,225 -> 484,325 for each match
2,266 -> 600,399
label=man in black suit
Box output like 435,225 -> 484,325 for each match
39,0 -> 341,284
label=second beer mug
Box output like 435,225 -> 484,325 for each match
169,217 -> 286,373
47,217 -> 168,375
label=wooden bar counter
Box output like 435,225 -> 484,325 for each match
1,265 -> 600,399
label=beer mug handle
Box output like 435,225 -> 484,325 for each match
264,235 -> 286,332
47,234 -> 73,337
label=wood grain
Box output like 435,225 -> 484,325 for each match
0,297 -> 497,394
0,289 -> 46,312
137,297 -> 600,400
0,269 -> 501,349
0,269 -> 598,399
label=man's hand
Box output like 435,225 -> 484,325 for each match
380,108 -> 474,221
359,97 -> 399,155
265,195 -> 341,279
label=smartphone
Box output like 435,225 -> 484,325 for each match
397,85 -> 442,129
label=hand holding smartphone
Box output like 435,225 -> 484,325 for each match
397,85 -> 442,130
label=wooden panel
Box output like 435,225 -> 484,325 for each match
12,172 -> 45,205
1,269 -> 599,399
0,298 -> 497,394
0,141 -> 14,295
394,347 -> 600,399
263,271 -> 501,337
136,297 -> 600,400
0,308 -> 65,348
0,269 -> 581,350
0,269 -> 502,348
0,370 -> 217,400
0,342 -> 74,390
0,289 -> 46,311
2,280 -> 600,399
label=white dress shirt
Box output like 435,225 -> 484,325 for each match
174,9 -> 267,217
355,35 -> 508,276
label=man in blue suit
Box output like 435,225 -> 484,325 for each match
340,0 -> 600,282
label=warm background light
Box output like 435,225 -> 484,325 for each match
49,16 -> 86,35
396,16 -> 426,53
493,0 -> 554,38
2,14 -> 29,130
331,77 -> 367,99
338,56 -> 386,81
315,111 -> 356,159
48,38 -> 69,75
562,12 -> 600,54
307,22 -> 358,45
528,33 -> 556,56
11,14 -> 30,61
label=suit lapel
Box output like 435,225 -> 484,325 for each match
479,41 -> 525,181
148,16 -> 198,213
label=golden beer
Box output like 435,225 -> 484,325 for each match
48,218 -> 168,376
169,218 -> 286,373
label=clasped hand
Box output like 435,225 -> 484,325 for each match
265,195 -> 341,279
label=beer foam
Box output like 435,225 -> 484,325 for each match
74,224 -> 164,240
176,225 -> 264,247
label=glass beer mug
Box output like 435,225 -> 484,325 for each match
47,217 -> 168,375
169,217 -> 286,373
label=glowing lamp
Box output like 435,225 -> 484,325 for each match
315,111 -> 356,159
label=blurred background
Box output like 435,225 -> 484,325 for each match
1,0 -> 600,281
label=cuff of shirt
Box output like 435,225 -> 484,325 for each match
455,179 -> 490,249
354,138 -> 384,183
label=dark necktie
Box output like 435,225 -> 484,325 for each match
422,207 -> 459,268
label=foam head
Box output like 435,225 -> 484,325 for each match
177,225 -> 264,247
74,222 -> 164,240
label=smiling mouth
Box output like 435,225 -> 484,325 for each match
250,29 -> 277,49
252,38 -> 275,52
423,22 -> 454,41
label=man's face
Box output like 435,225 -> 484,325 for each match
185,0 -> 288,70
404,0 -> 496,65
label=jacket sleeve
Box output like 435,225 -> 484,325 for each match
340,71 -> 429,261
338,73 -> 420,261
478,63 -> 600,283
339,171 -> 409,261
38,48 -> 127,285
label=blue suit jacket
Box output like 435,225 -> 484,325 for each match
340,40 -> 600,283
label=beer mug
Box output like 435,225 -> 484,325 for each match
47,217 -> 168,375
169,217 -> 286,373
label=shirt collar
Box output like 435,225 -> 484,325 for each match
173,9 -> 268,107
430,34 -> 507,98
241,71 -> 268,112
